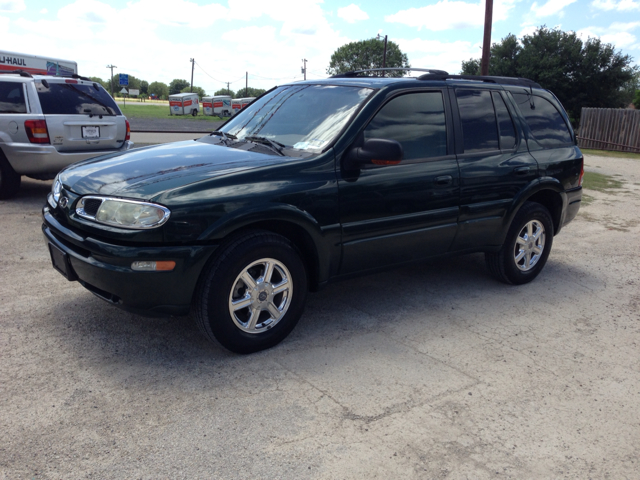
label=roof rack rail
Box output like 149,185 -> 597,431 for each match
0,69 -> 33,78
417,73 -> 541,88
71,73 -> 92,82
330,68 -> 449,78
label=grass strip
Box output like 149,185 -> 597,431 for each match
119,104 -> 223,122
582,171 -> 623,193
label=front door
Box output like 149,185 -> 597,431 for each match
337,89 -> 460,276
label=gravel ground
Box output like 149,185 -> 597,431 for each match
1,153 -> 639,479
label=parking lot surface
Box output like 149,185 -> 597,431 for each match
1,153 -> 639,479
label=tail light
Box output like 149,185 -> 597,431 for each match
125,119 -> 130,141
24,120 -> 50,144
578,160 -> 584,186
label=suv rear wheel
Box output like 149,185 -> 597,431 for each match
486,202 -> 554,285
0,153 -> 21,199
195,231 -> 308,353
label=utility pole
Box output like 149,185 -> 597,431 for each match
245,72 -> 248,97
190,58 -> 195,92
227,82 -> 230,96
480,0 -> 493,76
301,59 -> 307,80
106,64 -> 116,97
376,34 -> 388,76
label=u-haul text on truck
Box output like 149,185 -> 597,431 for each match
0,50 -> 77,77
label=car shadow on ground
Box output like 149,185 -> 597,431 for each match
46,252 -> 505,378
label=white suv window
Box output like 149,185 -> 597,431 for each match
0,82 -> 27,114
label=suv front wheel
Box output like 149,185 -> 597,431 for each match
195,231 -> 308,353
486,202 -> 554,285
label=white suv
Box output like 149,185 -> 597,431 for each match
0,71 -> 133,198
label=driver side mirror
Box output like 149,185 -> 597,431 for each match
344,138 -> 403,170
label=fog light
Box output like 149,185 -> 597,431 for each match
131,260 -> 176,271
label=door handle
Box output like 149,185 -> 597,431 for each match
435,175 -> 453,186
514,166 -> 530,176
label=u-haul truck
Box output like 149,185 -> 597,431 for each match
169,92 -> 200,116
0,50 -> 77,76
202,95 -> 232,117
231,97 -> 256,115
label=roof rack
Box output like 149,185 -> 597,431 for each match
330,68 -> 449,78
0,69 -> 32,78
417,73 -> 541,88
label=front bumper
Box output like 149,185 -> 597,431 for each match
5,140 -> 134,175
43,208 -> 217,316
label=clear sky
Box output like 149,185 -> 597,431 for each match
1,0 -> 639,93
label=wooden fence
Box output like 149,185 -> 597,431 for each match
578,108 -> 640,153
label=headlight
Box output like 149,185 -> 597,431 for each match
48,175 -> 62,208
76,196 -> 170,229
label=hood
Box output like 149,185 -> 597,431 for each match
60,140 -> 289,199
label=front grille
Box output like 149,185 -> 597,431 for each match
83,198 -> 103,217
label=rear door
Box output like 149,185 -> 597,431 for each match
0,80 -> 32,145
36,80 -> 126,152
450,87 -> 538,251
338,89 -> 460,275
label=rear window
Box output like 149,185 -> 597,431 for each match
36,82 -> 121,116
0,82 -> 27,114
512,93 -> 573,148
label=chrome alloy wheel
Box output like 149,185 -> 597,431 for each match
228,258 -> 293,334
514,220 -> 546,271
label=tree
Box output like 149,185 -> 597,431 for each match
169,79 -> 190,95
89,77 -> 107,89
634,90 -> 640,109
148,81 -> 169,99
181,85 -> 206,98
140,80 -> 149,95
460,27 -> 636,123
327,38 -> 410,77
460,59 -> 480,76
215,88 -> 234,97
235,87 -> 266,98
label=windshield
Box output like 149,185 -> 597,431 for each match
220,84 -> 373,153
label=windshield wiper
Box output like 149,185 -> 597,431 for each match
210,131 -> 237,144
244,135 -> 286,156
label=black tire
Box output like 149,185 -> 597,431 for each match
195,231 -> 308,354
485,202 -> 554,285
0,153 -> 21,200
192,109 -> 197,117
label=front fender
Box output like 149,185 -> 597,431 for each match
197,203 -> 340,286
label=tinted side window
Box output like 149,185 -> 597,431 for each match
512,93 -> 572,148
456,89 -> 499,153
0,82 -> 26,114
36,82 -> 121,116
364,92 -> 447,160
492,92 -> 516,150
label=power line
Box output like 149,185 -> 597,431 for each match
193,61 -> 226,84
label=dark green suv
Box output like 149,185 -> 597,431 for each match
43,69 -> 583,353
